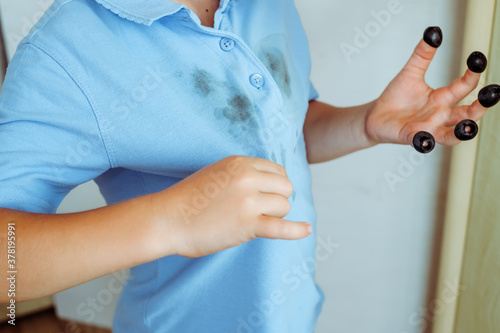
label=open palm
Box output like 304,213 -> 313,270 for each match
364,29 -> 494,152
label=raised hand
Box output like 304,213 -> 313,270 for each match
364,27 -> 500,153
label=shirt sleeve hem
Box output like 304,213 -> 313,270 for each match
0,185 -> 57,213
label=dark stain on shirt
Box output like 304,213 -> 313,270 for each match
193,69 -> 212,96
222,95 -> 252,123
262,49 -> 292,97
214,91 -> 260,147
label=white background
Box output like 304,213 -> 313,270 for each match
0,0 -> 467,332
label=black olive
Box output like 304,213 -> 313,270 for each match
423,27 -> 443,48
454,119 -> 478,141
467,51 -> 487,73
413,131 -> 436,154
478,84 -> 500,108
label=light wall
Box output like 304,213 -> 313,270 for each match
296,0 -> 466,332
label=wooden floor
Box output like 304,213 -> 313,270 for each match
0,307 -> 111,333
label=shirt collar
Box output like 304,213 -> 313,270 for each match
94,0 -> 231,26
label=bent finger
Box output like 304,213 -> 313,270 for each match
446,69 -> 481,106
258,193 -> 291,218
446,52 -> 486,105
447,100 -> 488,125
252,157 -> 287,177
254,216 -> 312,240
433,126 -> 461,146
257,172 -> 293,198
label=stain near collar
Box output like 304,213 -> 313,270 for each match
262,49 -> 292,97
193,69 -> 212,97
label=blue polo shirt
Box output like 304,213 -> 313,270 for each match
0,0 -> 324,331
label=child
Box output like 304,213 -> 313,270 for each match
0,0 -> 495,331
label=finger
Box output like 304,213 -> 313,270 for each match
252,157 -> 287,176
258,193 -> 291,218
404,27 -> 442,78
254,216 -> 312,240
446,101 -> 487,125
446,69 -> 481,105
433,126 -> 461,146
446,52 -> 486,105
257,172 -> 293,197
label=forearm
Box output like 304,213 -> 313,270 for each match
0,193 -> 172,302
303,100 -> 377,163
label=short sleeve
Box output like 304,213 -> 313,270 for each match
0,43 -> 111,213
308,80 -> 319,101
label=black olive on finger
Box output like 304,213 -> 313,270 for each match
413,131 -> 436,154
467,51 -> 487,73
478,84 -> 500,108
454,119 -> 478,141
423,27 -> 443,48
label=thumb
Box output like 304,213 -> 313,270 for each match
404,27 -> 442,78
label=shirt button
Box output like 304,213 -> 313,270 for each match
250,74 -> 264,88
220,37 -> 235,52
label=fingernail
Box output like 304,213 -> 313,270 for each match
413,131 -> 436,154
467,51 -> 487,73
454,119 -> 478,141
424,27 -> 443,48
307,225 -> 313,234
478,84 -> 500,108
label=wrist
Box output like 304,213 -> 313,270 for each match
143,191 -> 180,258
359,100 -> 379,148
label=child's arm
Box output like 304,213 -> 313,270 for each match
0,155 -> 311,303
303,100 -> 376,163
304,29 -> 494,163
